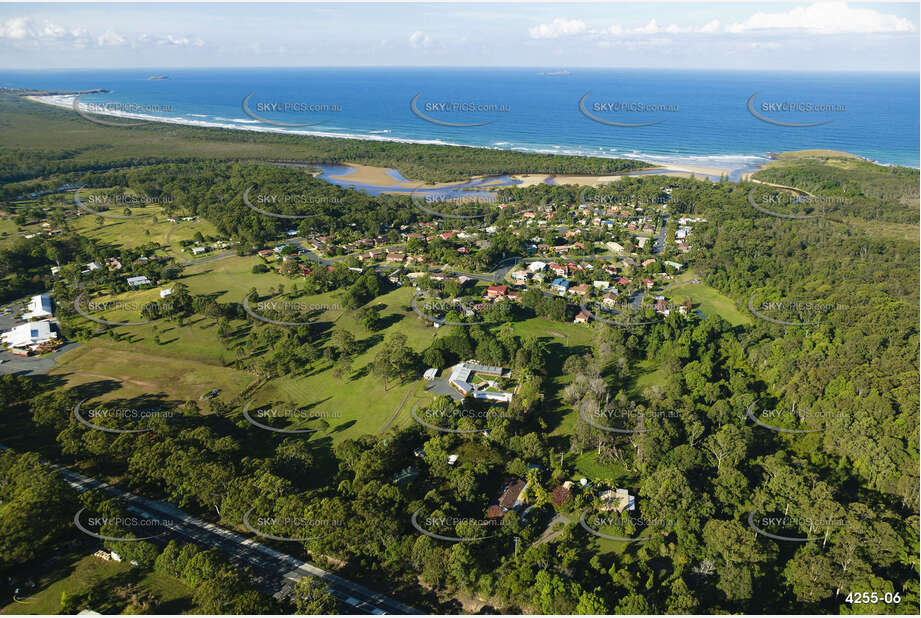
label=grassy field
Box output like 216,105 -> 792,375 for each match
50,344 -> 254,409
248,285 -> 440,442
665,276 -> 752,326
0,552 -> 196,615
180,254 -> 292,302
631,358 -> 668,397
71,208 -> 220,260
513,317 -> 594,437
0,188 -> 220,259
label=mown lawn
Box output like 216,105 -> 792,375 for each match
245,285 -> 442,442
50,344 -> 254,409
665,279 -> 751,326
0,553 -> 196,615
70,201 -> 219,259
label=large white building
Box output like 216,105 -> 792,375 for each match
2,320 -> 57,350
23,294 -> 53,320
448,361 -> 513,403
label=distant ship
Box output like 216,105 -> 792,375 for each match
147,74 -> 169,80
539,70 -> 571,76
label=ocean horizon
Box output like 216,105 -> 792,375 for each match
3,67 -> 918,172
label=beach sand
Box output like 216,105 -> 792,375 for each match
509,165 -> 726,188
327,163 -> 482,189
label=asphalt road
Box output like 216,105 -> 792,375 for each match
0,444 -> 420,615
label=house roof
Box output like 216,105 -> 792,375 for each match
2,320 -> 57,348
498,478 -> 526,509
550,485 -> 572,506
24,294 -> 53,319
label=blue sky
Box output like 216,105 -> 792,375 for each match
0,2 -> 917,71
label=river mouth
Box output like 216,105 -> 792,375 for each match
273,161 -> 745,200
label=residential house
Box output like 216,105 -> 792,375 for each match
496,477 -> 527,513
574,310 -> 591,324
599,488 -> 635,513
550,485 -> 572,507
486,285 -> 508,299
509,270 -> 529,284
126,276 -> 151,287
569,283 -> 591,297
664,260 -> 684,271
551,278 -> 570,294
528,261 -> 547,273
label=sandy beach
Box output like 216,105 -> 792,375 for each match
327,163 -> 483,190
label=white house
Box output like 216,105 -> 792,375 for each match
528,260 -> 547,273
2,320 -> 57,350
159,288 -> 173,298
592,281 -> 610,290
605,241 -> 625,254
191,246 -> 206,255
126,276 -> 151,287
23,294 -> 53,320
664,260 -> 684,271
85,261 -> 102,271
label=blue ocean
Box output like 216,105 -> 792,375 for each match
2,68 -> 918,172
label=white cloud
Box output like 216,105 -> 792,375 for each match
408,30 -> 433,49
0,16 -> 204,49
699,20 -> 721,34
529,18 -> 587,40
727,1 -> 915,34
97,30 -> 127,47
